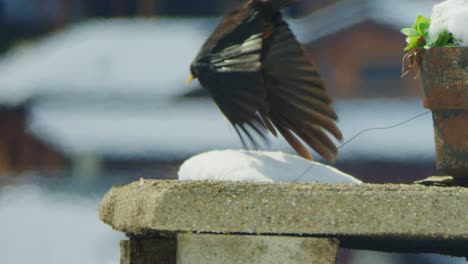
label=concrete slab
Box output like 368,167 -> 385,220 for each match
100,179 -> 468,257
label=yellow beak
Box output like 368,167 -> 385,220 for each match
187,73 -> 195,84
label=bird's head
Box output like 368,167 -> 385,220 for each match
187,64 -> 198,84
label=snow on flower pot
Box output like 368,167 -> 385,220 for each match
420,47 -> 468,179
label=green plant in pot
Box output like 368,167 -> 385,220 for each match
401,11 -> 468,181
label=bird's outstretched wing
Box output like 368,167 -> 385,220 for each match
262,18 -> 343,162
191,2 -> 343,160
193,7 -> 270,148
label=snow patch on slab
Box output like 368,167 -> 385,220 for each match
178,150 -> 362,184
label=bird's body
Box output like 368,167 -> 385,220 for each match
190,0 -> 342,162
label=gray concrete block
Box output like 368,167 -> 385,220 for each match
177,233 -> 338,264
120,237 -> 176,264
100,179 -> 468,257
100,180 -> 468,237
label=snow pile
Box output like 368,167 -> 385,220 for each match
178,150 -> 362,184
429,0 -> 468,46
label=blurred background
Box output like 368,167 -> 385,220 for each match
0,0 -> 465,263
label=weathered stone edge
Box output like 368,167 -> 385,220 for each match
99,179 -> 468,239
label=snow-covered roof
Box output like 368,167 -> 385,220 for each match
0,2 -> 438,106
27,96 -> 242,159
289,0 -> 437,43
27,97 -> 435,162
0,18 -> 211,106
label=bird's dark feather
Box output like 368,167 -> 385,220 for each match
275,122 -> 313,160
193,0 -> 261,65
192,3 -> 269,147
261,18 -> 342,161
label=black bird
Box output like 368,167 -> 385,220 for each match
189,0 -> 342,162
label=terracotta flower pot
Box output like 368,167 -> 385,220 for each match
420,47 -> 468,179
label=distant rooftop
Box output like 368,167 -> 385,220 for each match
0,1 -> 437,105
0,9 -> 438,162
28,97 -> 435,162
290,0 -> 435,43
0,18 -> 210,106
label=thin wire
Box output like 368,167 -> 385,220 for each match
293,110 -> 432,182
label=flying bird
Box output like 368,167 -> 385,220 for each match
189,0 -> 342,162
